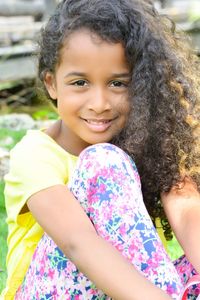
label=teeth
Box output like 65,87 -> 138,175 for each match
86,120 -> 110,124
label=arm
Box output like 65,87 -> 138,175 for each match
28,184 -> 171,300
161,177 -> 200,273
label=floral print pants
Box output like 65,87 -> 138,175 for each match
15,143 -> 199,299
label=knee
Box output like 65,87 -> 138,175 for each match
79,143 -> 127,162
78,143 -> 138,175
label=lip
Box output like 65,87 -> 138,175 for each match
82,118 -> 114,132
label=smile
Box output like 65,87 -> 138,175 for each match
82,118 -> 115,132
87,119 -> 111,124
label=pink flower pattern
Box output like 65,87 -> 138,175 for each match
15,144 -> 199,299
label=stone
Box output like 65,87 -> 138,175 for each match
0,113 -> 35,130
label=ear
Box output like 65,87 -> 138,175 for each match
44,72 -> 57,100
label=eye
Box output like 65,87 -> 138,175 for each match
110,80 -> 128,88
72,80 -> 88,87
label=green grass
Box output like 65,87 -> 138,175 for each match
0,180 -> 7,293
167,236 -> 184,261
0,128 -> 27,150
0,127 -> 27,293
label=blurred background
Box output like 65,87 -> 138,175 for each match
0,0 -> 200,293
0,0 -> 199,115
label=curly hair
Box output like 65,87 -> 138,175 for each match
37,0 -> 200,240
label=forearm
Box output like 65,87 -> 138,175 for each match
64,231 -> 172,300
28,185 -> 171,299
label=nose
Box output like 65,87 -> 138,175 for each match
88,87 -> 111,113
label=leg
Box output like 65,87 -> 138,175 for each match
16,143 -> 183,299
174,255 -> 199,299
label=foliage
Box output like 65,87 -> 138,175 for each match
0,128 -> 27,150
0,81 -> 22,92
0,180 -> 7,293
32,109 -> 58,120
0,126 -> 27,293
167,236 -> 184,261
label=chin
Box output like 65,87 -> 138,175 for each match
82,130 -> 121,146
84,138 -> 111,146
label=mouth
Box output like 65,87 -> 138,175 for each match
82,118 -> 116,132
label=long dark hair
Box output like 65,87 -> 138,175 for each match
38,0 -> 200,240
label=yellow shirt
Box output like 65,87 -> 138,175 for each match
1,130 -> 77,299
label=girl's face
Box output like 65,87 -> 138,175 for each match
45,30 -> 130,155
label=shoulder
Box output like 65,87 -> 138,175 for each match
11,129 -> 66,159
10,130 -> 76,174
161,178 -> 200,225
6,130 -> 78,190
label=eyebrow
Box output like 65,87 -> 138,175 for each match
64,72 -> 130,78
112,73 -> 130,78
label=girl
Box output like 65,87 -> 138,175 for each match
1,0 -> 200,299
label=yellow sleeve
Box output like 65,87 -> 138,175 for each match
4,130 -> 77,225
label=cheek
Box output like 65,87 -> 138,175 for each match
120,101 -> 131,127
125,100 -> 131,114
57,93 -> 80,110
117,98 -> 131,116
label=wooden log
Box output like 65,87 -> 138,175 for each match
0,43 -> 36,57
0,1 -> 45,17
0,17 -> 42,46
0,55 -> 37,84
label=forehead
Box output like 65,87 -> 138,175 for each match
57,29 -> 129,71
